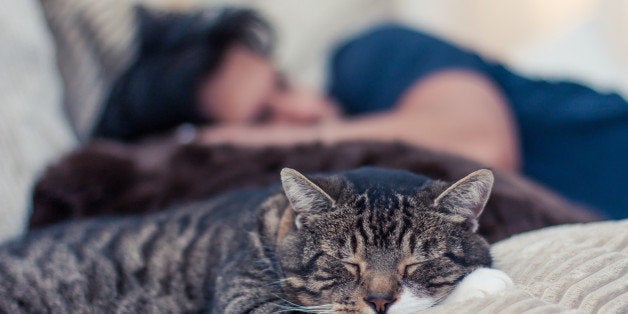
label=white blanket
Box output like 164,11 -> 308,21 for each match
425,220 -> 628,313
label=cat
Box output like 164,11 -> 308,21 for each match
1,167 -> 511,313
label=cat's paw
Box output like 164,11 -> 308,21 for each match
442,267 -> 513,304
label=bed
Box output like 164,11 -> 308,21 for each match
1,0 -> 626,312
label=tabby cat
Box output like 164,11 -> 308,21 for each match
0,167 -> 511,313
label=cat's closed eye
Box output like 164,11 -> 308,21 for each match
403,262 -> 422,277
402,253 -> 443,277
341,261 -> 360,278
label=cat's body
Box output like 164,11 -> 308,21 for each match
1,187 -> 281,313
0,167 -> 508,313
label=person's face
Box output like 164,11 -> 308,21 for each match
197,45 -> 340,125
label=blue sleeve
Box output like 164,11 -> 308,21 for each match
327,24 -> 493,115
489,66 -> 628,219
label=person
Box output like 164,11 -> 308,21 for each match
93,7 -> 276,142
93,8 -> 627,219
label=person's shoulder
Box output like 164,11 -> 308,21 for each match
338,23 -> 446,51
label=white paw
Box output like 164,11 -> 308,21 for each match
442,268 -> 514,304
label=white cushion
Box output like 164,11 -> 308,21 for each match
424,220 -> 628,313
0,0 -> 75,242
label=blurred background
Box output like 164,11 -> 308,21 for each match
190,0 -> 628,96
2,0 -> 628,240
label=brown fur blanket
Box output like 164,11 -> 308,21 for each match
30,140 -> 601,243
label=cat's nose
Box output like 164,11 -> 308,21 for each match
364,295 -> 395,313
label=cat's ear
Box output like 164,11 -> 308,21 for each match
433,169 -> 494,231
281,168 -> 335,229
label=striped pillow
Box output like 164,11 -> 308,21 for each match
39,0 -> 138,140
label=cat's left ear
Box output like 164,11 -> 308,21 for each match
281,168 -> 335,229
433,169 -> 494,232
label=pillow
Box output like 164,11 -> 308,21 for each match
423,219 -> 628,313
0,0 -> 75,242
38,0 -> 139,140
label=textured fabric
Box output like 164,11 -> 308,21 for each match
0,0 -> 75,242
423,219 -> 628,314
28,141 -> 601,241
328,24 -> 628,219
39,0 -> 138,140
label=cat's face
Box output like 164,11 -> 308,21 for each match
276,167 -> 493,313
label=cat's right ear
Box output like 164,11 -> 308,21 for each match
281,168 -> 335,229
433,169 -> 494,232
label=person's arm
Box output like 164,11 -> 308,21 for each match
197,70 -> 520,171
322,70 -> 520,171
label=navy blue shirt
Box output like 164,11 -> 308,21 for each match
328,24 -> 628,219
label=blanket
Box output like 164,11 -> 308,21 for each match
31,140 -> 600,243
425,219 -> 628,313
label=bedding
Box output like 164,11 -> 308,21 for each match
1,2 -> 624,312
31,140 -> 600,243
0,0 -> 75,242
425,219 -> 628,313
38,0 -> 138,139
25,139 -> 627,313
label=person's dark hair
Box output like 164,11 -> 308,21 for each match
92,6 -> 274,142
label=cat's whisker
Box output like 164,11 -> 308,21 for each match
269,293 -> 305,308
268,293 -> 335,313
274,303 -> 335,314
263,278 -> 292,287
433,292 -> 452,305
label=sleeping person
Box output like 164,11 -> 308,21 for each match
93,6 -> 627,219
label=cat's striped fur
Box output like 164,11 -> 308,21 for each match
0,167 -> 494,313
